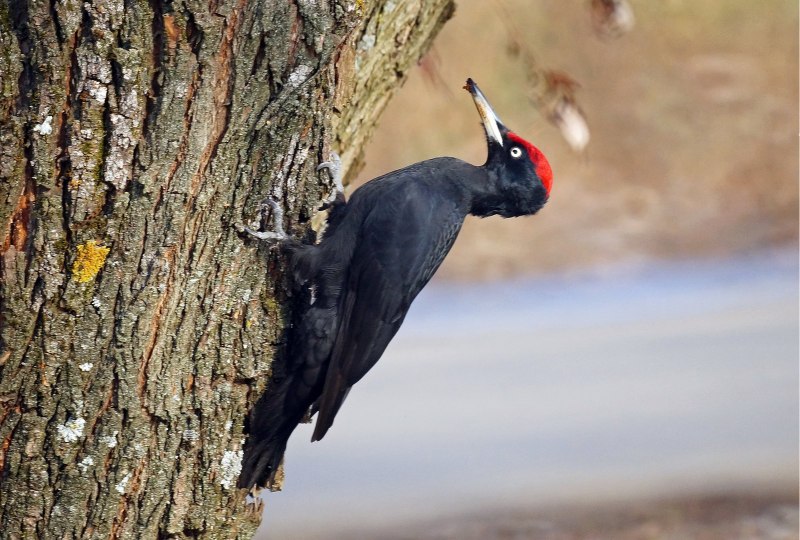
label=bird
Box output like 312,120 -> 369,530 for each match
237,78 -> 553,490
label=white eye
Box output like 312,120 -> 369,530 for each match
510,147 -> 523,159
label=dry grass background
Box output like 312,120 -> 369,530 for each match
353,0 -> 799,281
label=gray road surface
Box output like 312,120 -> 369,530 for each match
257,251 -> 798,538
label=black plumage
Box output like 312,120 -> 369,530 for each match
238,79 -> 553,490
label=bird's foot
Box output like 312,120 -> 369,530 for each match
317,152 -> 344,197
244,489 -> 265,517
236,198 -> 287,242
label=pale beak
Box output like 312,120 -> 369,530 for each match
465,78 -> 505,147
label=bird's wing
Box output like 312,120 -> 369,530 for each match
311,185 -> 463,441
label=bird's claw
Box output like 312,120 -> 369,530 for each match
244,490 -> 264,516
317,152 -> 344,196
242,227 -> 286,241
237,197 -> 287,242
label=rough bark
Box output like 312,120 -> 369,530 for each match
0,0 -> 453,538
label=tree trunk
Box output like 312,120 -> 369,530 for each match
0,0 -> 453,537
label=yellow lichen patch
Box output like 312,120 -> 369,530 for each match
72,240 -> 110,283
263,297 -> 279,315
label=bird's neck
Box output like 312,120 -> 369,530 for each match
461,166 -> 508,218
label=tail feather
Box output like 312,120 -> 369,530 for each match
237,431 -> 290,490
238,246 -> 334,488
238,373 -> 312,489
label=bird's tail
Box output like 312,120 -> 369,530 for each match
237,429 -> 290,491
238,376 -> 306,490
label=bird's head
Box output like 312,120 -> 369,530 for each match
465,78 -> 553,215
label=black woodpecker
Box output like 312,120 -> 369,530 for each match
237,79 -> 553,490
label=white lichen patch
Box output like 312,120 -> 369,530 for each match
183,429 -> 200,442
288,65 -> 313,87
115,472 -> 131,494
358,33 -> 376,53
78,456 -> 94,473
104,113 -> 136,191
88,82 -> 108,104
80,128 -> 94,140
78,362 -> 93,372
219,450 -> 243,490
224,420 -> 233,431
91,296 -> 102,309
101,430 -> 119,448
33,115 -> 53,136
57,417 -> 86,443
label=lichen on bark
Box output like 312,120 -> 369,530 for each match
0,0 -> 453,537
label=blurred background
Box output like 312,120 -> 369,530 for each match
260,1 -> 798,538
356,0 -> 798,281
